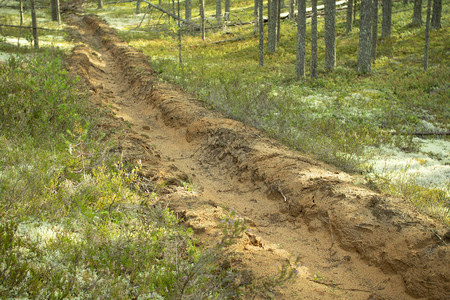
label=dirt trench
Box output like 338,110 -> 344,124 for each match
65,14 -> 449,299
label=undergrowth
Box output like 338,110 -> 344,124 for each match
0,53 -> 296,298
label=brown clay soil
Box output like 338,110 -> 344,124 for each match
64,14 -> 449,299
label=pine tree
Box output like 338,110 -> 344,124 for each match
381,0 -> 392,38
324,0 -> 336,71
311,0 -> 318,77
358,0 -> 373,73
296,0 -> 306,78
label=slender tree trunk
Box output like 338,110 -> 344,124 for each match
136,0 -> 141,14
185,0 -> 191,21
200,0 -> 206,40
51,0 -> 57,21
358,0 -> 372,73
268,0 -> 277,52
296,0 -> 306,78
371,0 -> 378,61
254,0 -> 259,37
412,0 -> 422,25
324,0 -> 336,71
225,0 -> 231,21
277,0 -> 281,43
311,0 -> 318,77
98,0 -> 103,9
31,0 -> 39,49
259,0 -> 264,66
346,0 -> 353,34
216,0 -> 222,24
178,0 -> 182,64
353,0 -> 358,25
17,0 -> 24,49
289,0 -> 294,20
381,0 -> 392,38
423,0 -> 431,70
431,0 -> 441,29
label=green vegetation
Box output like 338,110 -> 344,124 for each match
0,53 -> 270,299
87,0 -> 449,223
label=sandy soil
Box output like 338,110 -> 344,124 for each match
64,14 -> 449,299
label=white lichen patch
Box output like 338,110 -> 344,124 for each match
366,137 -> 450,192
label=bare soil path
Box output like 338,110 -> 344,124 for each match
65,14 -> 449,299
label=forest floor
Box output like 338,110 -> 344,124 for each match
64,13 -> 449,299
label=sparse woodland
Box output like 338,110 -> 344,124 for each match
0,0 -> 449,298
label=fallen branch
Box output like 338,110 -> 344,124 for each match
0,24 -> 62,32
141,0 -> 198,28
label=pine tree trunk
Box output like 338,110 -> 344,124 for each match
296,0 -> 306,78
324,0 -> 336,71
51,0 -> 61,23
98,0 -> 103,9
346,0 -> 353,34
31,0 -> 39,49
311,0 -> 318,77
17,0 -> 24,49
178,0 -> 182,64
353,0 -> 358,25
412,0 -> 422,25
136,0 -> 141,14
371,0 -> 378,61
423,0 -> 431,70
259,0 -> 264,66
254,0 -> 259,37
216,0 -> 222,24
431,0 -> 441,29
268,0 -> 277,53
277,0 -> 281,43
381,0 -> 392,38
200,0 -> 206,40
358,0 -> 372,73
289,0 -> 294,20
185,0 -> 191,21
225,0 -> 231,20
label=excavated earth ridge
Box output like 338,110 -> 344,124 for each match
67,14 -> 449,299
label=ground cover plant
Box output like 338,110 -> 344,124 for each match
83,0 -> 449,224
0,51 -> 283,299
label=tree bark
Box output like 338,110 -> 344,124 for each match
254,0 -> 259,37
31,0 -> 38,49
185,0 -> 191,21
324,0 -> 336,71
423,0 -> 431,70
136,0 -> 141,14
346,0 -> 353,34
177,0 -> 182,64
98,0 -> 103,9
277,0 -> 281,43
268,0 -> 277,53
200,0 -> 206,40
17,0 -> 24,49
225,0 -> 231,21
353,0 -> 358,25
289,0 -> 294,20
358,0 -> 372,73
371,0 -> 378,61
51,0 -> 60,23
311,0 -> 318,77
296,0 -> 306,78
216,0 -> 222,24
412,0 -> 422,25
381,0 -> 392,38
431,0 -> 441,29
259,0 -> 264,66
